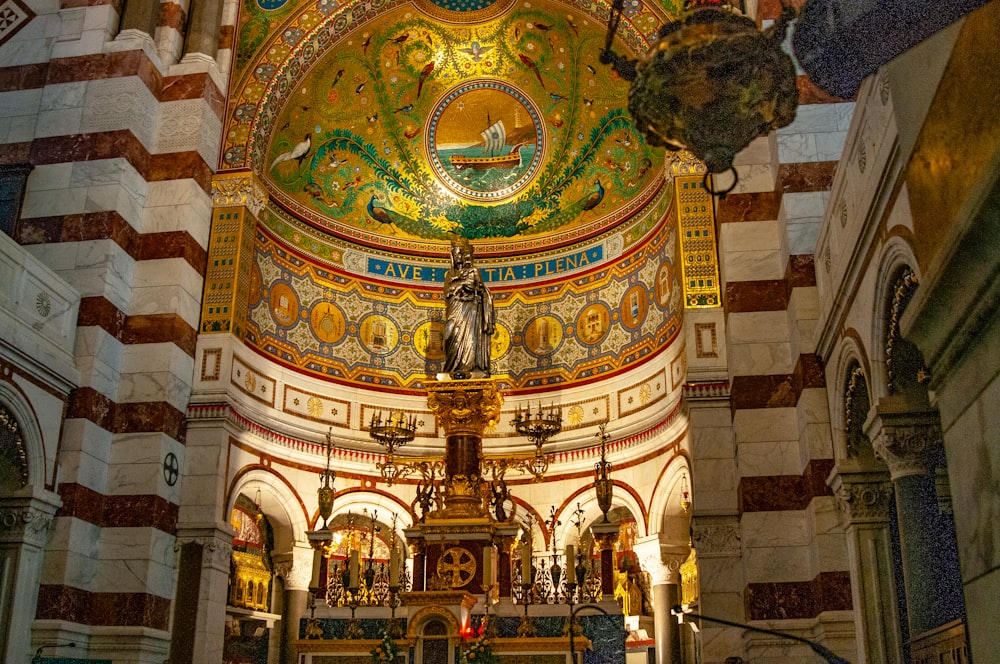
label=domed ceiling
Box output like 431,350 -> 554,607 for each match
223,0 -> 685,393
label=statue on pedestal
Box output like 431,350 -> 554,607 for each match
443,237 -> 495,378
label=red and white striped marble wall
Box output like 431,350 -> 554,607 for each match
691,0 -> 858,659
0,0 -> 230,655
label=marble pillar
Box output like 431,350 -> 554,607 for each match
172,524 -> 235,664
0,492 -> 59,663
276,544 -> 314,661
635,537 -> 688,664
866,404 -> 966,641
829,466 -> 904,664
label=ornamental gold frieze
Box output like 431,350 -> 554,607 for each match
425,379 -> 503,437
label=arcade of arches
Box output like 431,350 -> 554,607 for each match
0,0 -> 998,662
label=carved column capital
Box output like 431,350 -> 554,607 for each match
0,501 -> 57,548
829,470 -> 894,524
633,535 -> 688,585
865,406 -> 941,480
212,170 -> 268,217
176,524 -> 236,572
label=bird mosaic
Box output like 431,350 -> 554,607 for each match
247,3 -> 662,244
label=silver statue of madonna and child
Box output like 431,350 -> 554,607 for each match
442,237 -> 495,379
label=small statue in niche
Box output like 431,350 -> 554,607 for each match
443,237 -> 495,378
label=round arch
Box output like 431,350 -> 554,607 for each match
647,455 -> 692,544
228,467 -> 310,553
829,335 -> 875,461
0,382 -> 48,491
870,237 -> 920,400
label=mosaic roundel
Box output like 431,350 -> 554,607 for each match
269,283 -> 299,326
427,80 -> 544,202
310,302 -> 346,344
576,302 -> 611,345
524,315 -> 563,356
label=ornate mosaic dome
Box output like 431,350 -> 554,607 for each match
224,0 -> 685,394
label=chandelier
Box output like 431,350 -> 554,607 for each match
511,403 -> 562,480
369,410 -> 417,485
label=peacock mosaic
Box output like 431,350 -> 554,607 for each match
225,0 -> 679,253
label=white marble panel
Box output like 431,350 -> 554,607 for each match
732,162 -> 777,194
777,132 -> 818,163
964,572 -> 1000,664
778,104 -> 846,135
42,524 -> 100,576
96,527 -> 177,596
737,439 -> 803,477
786,218 -> 823,255
72,158 -> 148,226
733,133 -> 776,167
59,239 -> 135,309
697,559 -> 744,596
118,342 -> 194,409
835,103 -> 856,131
733,407 -> 799,443
0,87 -> 42,119
81,77 -> 158,150
142,179 -> 212,246
130,258 -> 204,325
728,341 -> 795,377
3,114 -> 37,142
722,248 -> 788,283
107,434 -> 184,505
742,511 -> 808,548
729,311 -> 791,344
816,130 -> 849,161
721,219 -> 783,252
34,104 -> 83,137
781,191 -> 828,221
801,422 -> 835,467
691,424 -> 735,461
73,325 -> 124,395
744,543 -> 814,583
23,162 -> 72,193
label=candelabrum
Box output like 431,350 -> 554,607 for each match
318,429 -> 337,528
480,581 -> 497,638
511,402 -> 562,480
594,423 -> 614,521
370,410 -> 417,486
387,582 -> 403,639
516,580 -> 537,638
344,581 -> 365,640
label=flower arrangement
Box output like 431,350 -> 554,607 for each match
461,633 -> 497,664
370,632 -> 398,663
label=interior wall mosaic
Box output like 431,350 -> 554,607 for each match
225,0 -> 677,253
243,205 -> 680,391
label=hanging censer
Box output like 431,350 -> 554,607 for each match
601,0 -> 799,195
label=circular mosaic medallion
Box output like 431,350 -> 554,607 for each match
426,80 -> 544,201
414,320 -> 446,360
359,314 -> 399,354
524,315 -> 563,356
576,302 -> 611,345
269,283 -> 300,326
490,322 -> 511,360
310,302 -> 346,344
621,284 -> 648,329
655,260 -> 674,307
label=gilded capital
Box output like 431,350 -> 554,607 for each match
425,379 -> 503,438
212,169 -> 268,217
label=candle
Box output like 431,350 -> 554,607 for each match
521,542 -> 532,583
565,544 -> 575,568
483,545 -> 494,586
349,549 -> 360,590
389,549 -> 400,586
310,547 -> 322,589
